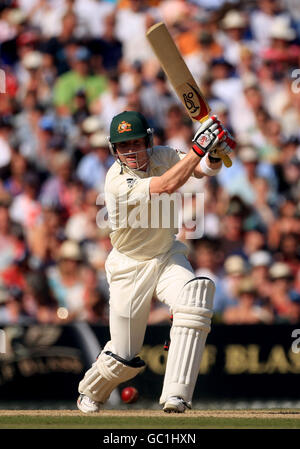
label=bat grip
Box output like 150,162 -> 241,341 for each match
218,152 -> 232,168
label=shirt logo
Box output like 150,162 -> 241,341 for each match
118,121 -> 132,133
126,178 -> 136,188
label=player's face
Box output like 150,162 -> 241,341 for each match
116,138 -> 149,171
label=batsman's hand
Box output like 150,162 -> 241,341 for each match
212,129 -> 236,159
208,128 -> 236,163
192,115 -> 226,158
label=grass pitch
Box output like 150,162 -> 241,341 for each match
0,410 -> 299,429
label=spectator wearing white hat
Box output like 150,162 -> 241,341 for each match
72,114 -> 105,163
250,0 -> 289,50
18,50 -> 55,106
46,240 -> 87,321
76,131 -> 113,191
223,277 -> 274,324
213,255 -> 247,318
267,262 -> 300,323
218,146 -> 276,205
261,17 -> 300,75
218,10 -> 254,67
249,250 -> 273,300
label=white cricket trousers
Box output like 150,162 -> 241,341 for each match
105,241 -> 194,360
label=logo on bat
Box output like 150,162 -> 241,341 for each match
183,83 -> 209,121
183,92 -> 200,115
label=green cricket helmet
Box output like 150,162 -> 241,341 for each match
109,111 -> 153,172
109,111 -> 152,145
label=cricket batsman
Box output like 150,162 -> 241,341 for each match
77,110 -> 235,413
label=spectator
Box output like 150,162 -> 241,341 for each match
0,198 -> 25,275
213,255 -> 246,317
276,233 -> 300,278
41,11 -> 79,76
268,199 -> 300,251
210,56 -> 242,107
72,89 -> 90,125
261,17 -> 300,78
81,265 -> 109,324
88,13 -> 123,73
115,0 -> 156,65
24,271 -> 58,323
194,238 -> 220,280
53,46 -> 107,115
219,146 -> 276,205
4,150 -> 28,197
218,10 -> 251,67
65,189 -> 106,243
47,240 -> 87,321
74,0 -> 115,39
249,250 -> 273,301
267,262 -> 300,323
223,277 -> 274,324
73,114 -> 105,165
250,0 -> 285,50
218,197 -> 247,257
140,70 -> 175,130
9,171 -> 42,230
27,204 -> 65,267
91,72 -> 127,131
76,131 -> 113,191
242,227 -> 267,260
0,283 -> 31,324
39,152 -> 73,212
230,82 -> 264,141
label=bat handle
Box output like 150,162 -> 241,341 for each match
218,152 -> 232,168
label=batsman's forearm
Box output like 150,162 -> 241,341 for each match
150,150 -> 200,194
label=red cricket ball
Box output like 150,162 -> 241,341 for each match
121,387 -> 139,404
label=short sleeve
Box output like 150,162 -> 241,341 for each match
168,148 -> 186,167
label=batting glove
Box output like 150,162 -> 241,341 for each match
192,115 -> 226,158
209,129 -> 236,162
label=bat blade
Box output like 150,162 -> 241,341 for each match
146,22 -> 210,122
146,22 -> 232,168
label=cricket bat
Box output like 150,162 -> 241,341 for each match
146,22 -> 232,168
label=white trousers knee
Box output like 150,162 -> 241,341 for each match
105,241 -> 194,360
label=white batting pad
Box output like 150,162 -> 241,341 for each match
78,341 -> 145,403
160,277 -> 215,405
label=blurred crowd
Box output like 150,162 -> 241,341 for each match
0,0 -> 299,326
